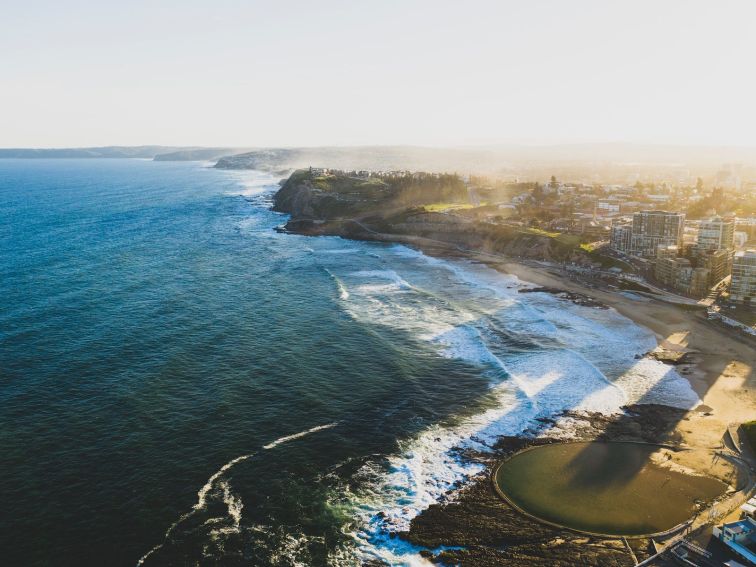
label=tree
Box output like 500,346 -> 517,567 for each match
532,183 -> 544,203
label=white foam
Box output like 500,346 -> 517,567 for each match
323,268 -> 350,300
136,423 -> 337,566
350,269 -> 414,291
331,244 -> 701,564
195,453 -> 255,510
262,422 -> 339,450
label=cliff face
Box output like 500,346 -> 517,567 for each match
386,213 -> 588,262
272,172 -> 319,218
273,169 -> 397,220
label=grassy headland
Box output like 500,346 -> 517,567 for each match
273,168 -> 611,266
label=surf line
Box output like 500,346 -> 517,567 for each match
263,422 -> 338,449
135,422 -> 338,566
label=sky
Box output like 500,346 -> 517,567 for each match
2,0 -> 756,148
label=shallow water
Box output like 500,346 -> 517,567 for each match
495,442 -> 727,535
0,159 -> 700,565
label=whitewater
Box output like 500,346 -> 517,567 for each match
311,242 -> 700,566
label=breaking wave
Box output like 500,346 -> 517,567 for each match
136,423 -> 338,566
263,422 -> 339,450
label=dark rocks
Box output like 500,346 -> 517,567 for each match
647,349 -> 688,365
518,287 -> 608,309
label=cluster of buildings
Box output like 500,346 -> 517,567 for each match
609,211 -> 755,303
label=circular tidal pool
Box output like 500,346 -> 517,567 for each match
494,442 -> 728,536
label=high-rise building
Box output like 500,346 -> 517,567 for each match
653,244 -> 722,297
655,255 -> 690,288
630,211 -> 685,257
698,249 -> 732,285
610,222 -> 632,253
731,250 -> 756,304
697,217 -> 735,251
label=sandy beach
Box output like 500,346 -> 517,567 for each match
341,228 -> 756,469
399,243 -> 755,565
498,258 -> 755,471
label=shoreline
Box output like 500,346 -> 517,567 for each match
321,226 -> 755,459
413,233 -> 754,477
402,404 -> 750,566
282,224 -> 755,565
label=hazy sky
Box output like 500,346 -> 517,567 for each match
2,0 -> 755,148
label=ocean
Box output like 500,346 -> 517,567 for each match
0,159 -> 699,566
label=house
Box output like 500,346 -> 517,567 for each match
713,516 -> 756,565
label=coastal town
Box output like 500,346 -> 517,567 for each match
270,163 -> 756,566
292,164 -> 755,322
6,1 -> 756,565
404,164 -> 755,337
440,167 -> 756,566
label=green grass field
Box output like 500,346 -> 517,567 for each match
423,202 -> 477,212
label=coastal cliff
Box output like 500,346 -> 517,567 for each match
273,169 -> 593,264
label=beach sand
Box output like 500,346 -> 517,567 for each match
402,250 -> 754,565
348,229 -> 755,473
498,258 -> 755,478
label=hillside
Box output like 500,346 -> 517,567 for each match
272,168 -> 467,219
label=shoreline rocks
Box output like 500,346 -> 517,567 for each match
401,405 -> 694,566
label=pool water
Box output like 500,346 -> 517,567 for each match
495,442 -> 727,536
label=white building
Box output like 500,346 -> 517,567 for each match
712,517 -> 756,565
597,198 -> 621,215
610,222 -> 633,253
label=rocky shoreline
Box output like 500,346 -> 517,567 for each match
517,286 -> 609,309
398,405 -> 708,567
